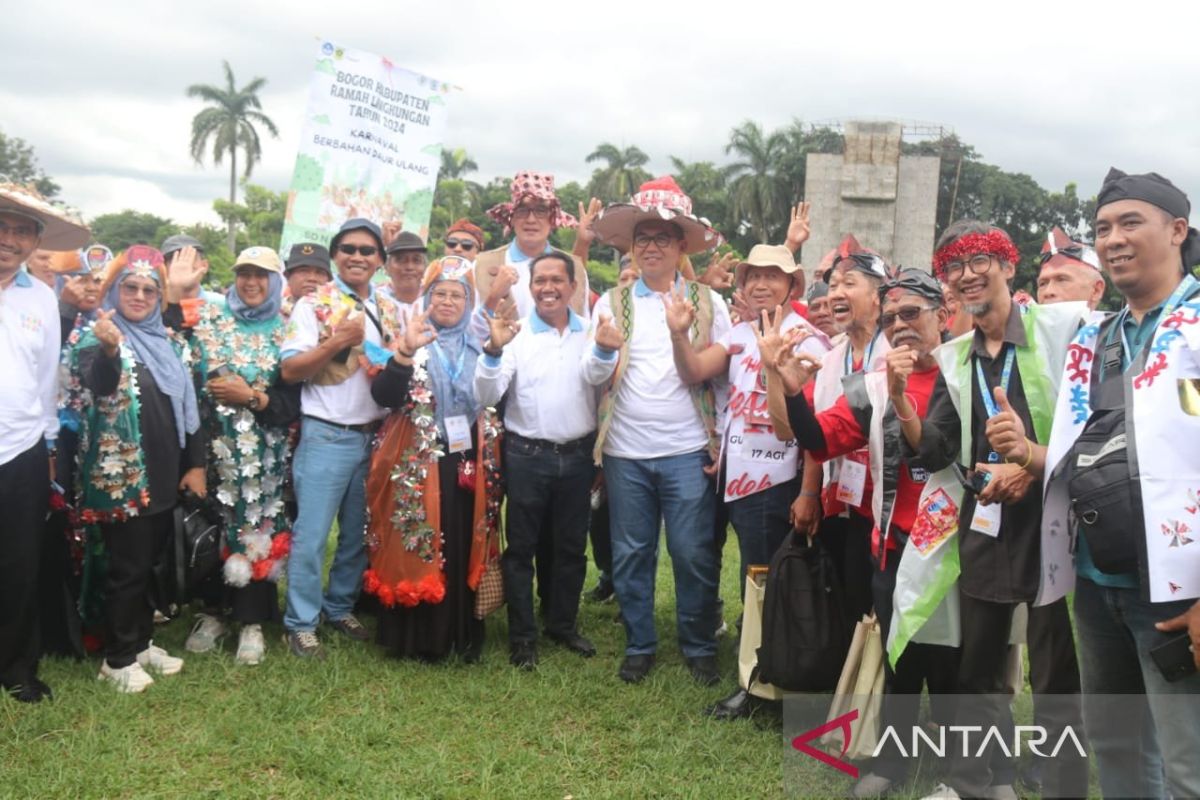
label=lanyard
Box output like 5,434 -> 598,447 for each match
1112,274 -> 1197,370
844,331 -> 880,375
976,344 -> 1015,418
429,340 -> 465,382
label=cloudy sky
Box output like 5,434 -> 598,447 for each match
8,0 -> 1198,228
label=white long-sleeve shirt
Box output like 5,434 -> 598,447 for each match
582,277 -> 731,460
474,309 -> 598,443
0,271 -> 61,465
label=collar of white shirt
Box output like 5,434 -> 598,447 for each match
529,308 -> 584,334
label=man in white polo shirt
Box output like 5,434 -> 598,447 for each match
280,217 -> 402,660
0,183 -> 90,702
474,252 -> 599,670
583,176 -> 730,686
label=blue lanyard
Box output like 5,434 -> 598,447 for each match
429,341 -> 465,382
1113,274 -> 1197,369
976,344 -> 1015,418
845,332 -> 880,375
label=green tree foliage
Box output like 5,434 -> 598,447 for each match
585,144 -> 651,203
722,120 -> 790,245
0,129 -> 59,198
213,183 -> 287,252
88,210 -> 175,251
187,61 -> 279,252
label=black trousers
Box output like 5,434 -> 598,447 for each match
819,512 -> 875,632
502,437 -> 594,643
100,510 -> 173,667
947,594 -> 1086,798
0,440 -> 50,688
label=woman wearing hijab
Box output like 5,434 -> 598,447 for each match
364,256 -> 503,663
63,245 -> 205,693
186,246 -> 301,666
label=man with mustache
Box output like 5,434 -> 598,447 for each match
901,221 -> 1090,800
766,268 -> 962,796
1006,169 -> 1200,799
281,243 -> 332,321
474,252 -> 600,670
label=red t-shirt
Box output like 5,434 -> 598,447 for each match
808,367 -> 940,551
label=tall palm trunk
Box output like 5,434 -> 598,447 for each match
227,147 -> 237,253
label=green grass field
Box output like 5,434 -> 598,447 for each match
2,534 -> 796,799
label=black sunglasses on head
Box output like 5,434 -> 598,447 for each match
337,244 -> 378,257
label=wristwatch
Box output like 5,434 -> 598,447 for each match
247,392 -> 263,411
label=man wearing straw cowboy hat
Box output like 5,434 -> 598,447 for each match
582,176 -> 731,686
0,183 -> 90,702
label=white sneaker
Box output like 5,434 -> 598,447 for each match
851,772 -> 894,798
920,784 -> 961,800
137,642 -> 184,676
98,661 -> 154,694
185,613 -> 227,653
236,625 -> 266,666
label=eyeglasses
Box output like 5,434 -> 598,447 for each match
633,232 -> 678,250
445,238 -> 478,252
0,219 -> 39,241
512,205 -> 552,220
337,244 -> 379,257
942,254 -> 994,280
879,306 -> 935,329
120,283 -> 160,298
430,289 -> 467,303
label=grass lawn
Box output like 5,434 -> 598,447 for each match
3,533 -> 798,799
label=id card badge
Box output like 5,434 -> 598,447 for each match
970,499 -> 1002,537
835,451 -> 868,507
444,414 -> 471,454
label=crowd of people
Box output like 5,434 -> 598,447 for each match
1,163 -> 1198,798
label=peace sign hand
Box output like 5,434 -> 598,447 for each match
576,197 -> 602,248
698,252 -> 737,291
93,309 -> 123,356
663,284 -> 696,335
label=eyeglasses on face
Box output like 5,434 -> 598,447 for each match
337,244 -> 378,257
512,205 -> 552,220
879,306 -> 935,329
0,219 -> 38,240
120,283 -> 160,298
431,289 -> 467,303
445,238 -> 478,252
943,254 -> 994,280
633,232 -> 677,250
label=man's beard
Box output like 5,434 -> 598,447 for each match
963,300 -> 991,316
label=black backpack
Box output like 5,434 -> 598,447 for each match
755,532 -> 850,691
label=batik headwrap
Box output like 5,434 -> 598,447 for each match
103,245 -> 200,447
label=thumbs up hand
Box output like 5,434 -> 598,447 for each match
985,386 -> 1030,464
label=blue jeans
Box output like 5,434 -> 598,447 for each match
605,450 -> 718,659
726,477 -> 797,598
1074,576 -> 1200,799
284,417 -> 373,633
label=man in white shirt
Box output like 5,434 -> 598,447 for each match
583,176 -> 731,686
0,183 -> 90,702
280,217 -> 399,659
474,252 -> 599,669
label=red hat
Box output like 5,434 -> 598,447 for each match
1039,226 -> 1100,272
446,218 -> 485,248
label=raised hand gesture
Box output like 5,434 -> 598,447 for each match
485,265 -> 520,311
663,284 -> 696,335
886,345 -> 918,401
93,308 -> 123,356
785,202 -> 812,253
753,305 -> 790,371
401,308 -> 435,354
329,313 -> 366,350
167,245 -> 206,300
382,220 -> 402,247
698,252 -> 737,291
594,313 -> 623,353
575,197 -> 602,250
486,297 -> 521,351
985,386 -> 1029,464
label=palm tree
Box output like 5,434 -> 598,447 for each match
722,121 -> 789,242
585,143 -> 651,202
187,61 -> 279,252
439,147 -> 478,180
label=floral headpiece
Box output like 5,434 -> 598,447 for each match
932,230 -> 1020,280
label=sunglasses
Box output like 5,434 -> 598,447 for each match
120,283 -> 160,298
445,238 -> 478,252
879,306 -> 934,329
337,244 -> 379,257
513,205 -> 552,220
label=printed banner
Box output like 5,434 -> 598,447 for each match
280,40 -> 452,255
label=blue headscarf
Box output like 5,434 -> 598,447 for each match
226,269 -> 284,322
421,258 -> 482,439
103,246 -> 200,447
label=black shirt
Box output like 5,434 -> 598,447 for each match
906,303 -> 1045,603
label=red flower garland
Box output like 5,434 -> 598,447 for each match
933,231 -> 1020,280
361,569 -> 447,608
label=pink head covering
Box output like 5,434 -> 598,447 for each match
486,171 -> 577,233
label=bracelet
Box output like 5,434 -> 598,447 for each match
1018,438 -> 1035,470
799,489 -> 820,499
893,393 -> 918,422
